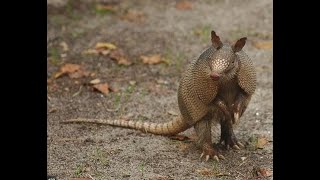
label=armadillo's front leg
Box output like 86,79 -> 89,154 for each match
194,114 -> 225,162
232,92 -> 251,124
220,119 -> 244,150
213,99 -> 244,150
214,98 -> 234,122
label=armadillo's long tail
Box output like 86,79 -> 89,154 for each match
63,117 -> 190,136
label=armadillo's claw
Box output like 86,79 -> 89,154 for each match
213,155 -> 219,162
233,145 -> 240,150
205,155 -> 210,162
218,154 -> 225,160
237,142 -> 244,148
199,152 -> 204,159
220,121 -> 244,151
234,112 -> 240,124
199,146 -> 224,162
223,140 -> 243,151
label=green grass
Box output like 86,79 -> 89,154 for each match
93,147 -> 109,167
50,15 -> 66,26
230,29 -> 271,40
120,83 -> 136,104
48,47 -> 61,65
137,114 -> 149,121
138,88 -> 148,98
74,164 -> 85,177
247,135 -> 258,151
163,48 -> 186,74
114,92 -> 122,109
193,25 -> 212,43
65,0 -> 83,20
95,8 -> 114,15
70,28 -> 86,39
125,84 -> 136,94
112,83 -> 136,114
94,3 -> 115,15
139,162 -> 145,178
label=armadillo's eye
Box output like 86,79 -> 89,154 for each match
231,58 -> 235,63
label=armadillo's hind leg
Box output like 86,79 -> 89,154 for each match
219,119 -> 244,150
194,114 -> 225,162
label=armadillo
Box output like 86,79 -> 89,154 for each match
64,31 -> 256,161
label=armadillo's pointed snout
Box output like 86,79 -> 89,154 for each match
210,72 -> 220,81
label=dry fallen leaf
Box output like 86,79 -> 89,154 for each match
82,49 -> 99,55
90,78 -> 101,84
61,63 -> 81,73
196,168 -> 214,176
95,42 -> 117,50
68,71 -> 90,79
175,0 -> 193,10
256,137 -> 268,149
254,167 -> 272,177
54,63 -> 90,79
47,79 -> 53,84
253,41 -> 273,49
129,80 -> 136,86
121,10 -> 145,23
118,57 -> 132,65
93,83 -> 110,95
83,43 -> 131,66
177,143 -> 190,151
54,63 -> 79,78
110,50 -> 132,65
100,49 -> 111,55
95,4 -> 116,12
83,48 -> 111,56
157,79 -> 169,85
109,86 -> 119,93
69,178 -> 93,180
60,41 -> 69,52
141,54 -> 162,65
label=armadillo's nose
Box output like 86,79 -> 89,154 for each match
210,72 -> 220,81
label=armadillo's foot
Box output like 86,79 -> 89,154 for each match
220,122 -> 244,150
199,144 -> 225,162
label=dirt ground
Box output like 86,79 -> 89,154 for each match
47,0 -> 273,179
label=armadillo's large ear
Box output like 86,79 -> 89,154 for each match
232,37 -> 247,52
211,31 -> 223,49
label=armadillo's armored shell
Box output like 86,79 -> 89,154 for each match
178,64 -> 210,126
236,51 -> 256,95
178,47 -> 218,125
